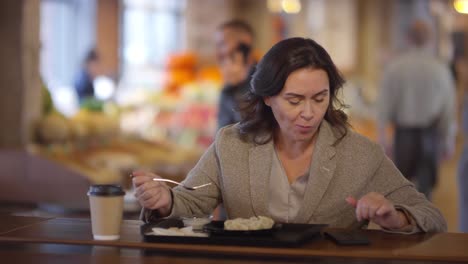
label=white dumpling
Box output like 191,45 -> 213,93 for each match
224,218 -> 249,230
257,216 -> 274,229
224,216 -> 275,231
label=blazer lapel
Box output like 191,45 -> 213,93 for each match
249,140 -> 273,217
294,121 -> 337,223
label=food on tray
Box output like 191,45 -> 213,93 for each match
224,216 -> 274,231
150,226 -> 208,237
181,216 -> 211,231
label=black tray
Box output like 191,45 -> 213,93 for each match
203,220 -> 280,236
141,219 -> 326,247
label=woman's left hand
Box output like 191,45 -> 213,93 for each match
346,192 -> 408,230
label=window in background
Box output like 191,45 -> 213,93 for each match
40,0 -> 97,116
117,0 -> 186,104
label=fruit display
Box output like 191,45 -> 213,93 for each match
33,103 -> 202,188
31,52 -> 222,201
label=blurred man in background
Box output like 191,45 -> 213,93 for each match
377,19 -> 456,200
215,19 -> 256,129
213,20 -> 256,220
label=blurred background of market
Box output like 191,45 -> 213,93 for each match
1,0 -> 467,231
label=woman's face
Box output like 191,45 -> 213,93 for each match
264,68 -> 330,143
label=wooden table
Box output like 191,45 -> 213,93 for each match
0,214 -> 52,235
0,215 -> 467,263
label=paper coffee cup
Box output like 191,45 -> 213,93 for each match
87,185 -> 125,240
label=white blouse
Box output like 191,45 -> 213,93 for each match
268,149 -> 310,223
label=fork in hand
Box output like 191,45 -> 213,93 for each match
152,178 -> 212,191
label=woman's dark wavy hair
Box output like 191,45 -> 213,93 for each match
238,37 -> 349,145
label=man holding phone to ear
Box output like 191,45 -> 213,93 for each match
215,20 -> 256,129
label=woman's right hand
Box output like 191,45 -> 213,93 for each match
132,171 -> 172,217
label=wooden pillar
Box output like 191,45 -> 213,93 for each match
185,0 -> 235,65
232,0 -> 273,54
97,0 -> 120,76
356,0 -> 391,101
0,0 -> 41,148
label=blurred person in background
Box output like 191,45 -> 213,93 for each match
377,19 -> 456,201
213,19 -> 256,220
215,19 -> 256,130
133,37 -> 446,233
74,49 -> 101,104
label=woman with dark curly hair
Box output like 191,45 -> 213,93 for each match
133,37 -> 446,233
238,37 -> 349,145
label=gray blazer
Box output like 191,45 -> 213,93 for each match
143,121 -> 447,232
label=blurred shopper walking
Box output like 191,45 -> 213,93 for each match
377,19 -> 457,201
215,20 -> 256,130
74,49 -> 101,104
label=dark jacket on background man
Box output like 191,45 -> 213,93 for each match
217,67 -> 255,130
